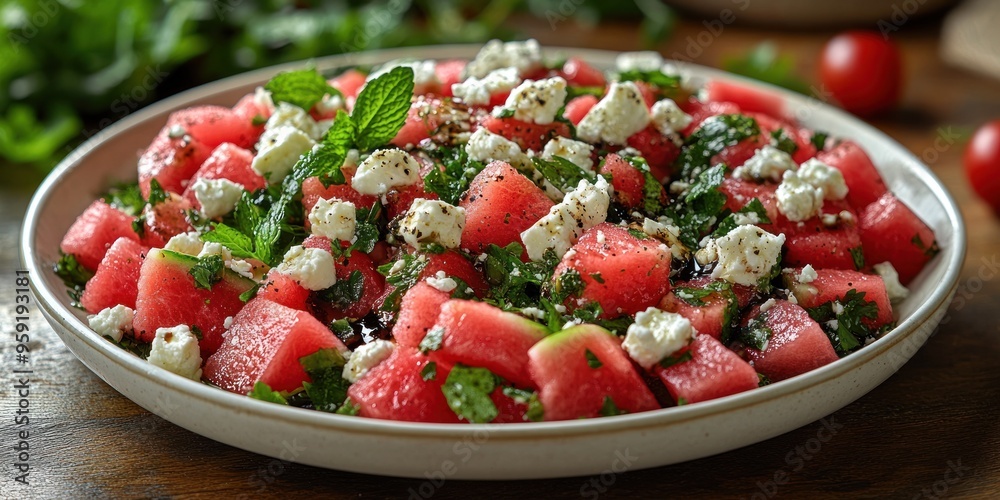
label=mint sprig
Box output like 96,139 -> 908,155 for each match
352,66 -> 415,150
264,68 -> 342,111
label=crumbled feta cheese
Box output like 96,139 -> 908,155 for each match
521,307 -> 546,319
253,87 -> 276,115
502,77 -> 568,125
426,270 -> 459,293
874,261 -> 910,303
88,305 -> 134,342
314,93 -> 344,117
733,211 -> 761,226
702,225 -> 785,287
464,39 -> 542,78
650,98 -> 692,135
464,127 -> 530,167
167,124 -> 187,139
147,325 -> 203,381
368,59 -> 440,88
251,125 -> 315,183
541,136 -> 594,171
776,170 -> 824,222
274,245 -> 337,291
642,217 -> 688,260
797,158 -> 849,200
669,180 -> 690,195
759,298 -> 777,313
554,304 -> 567,313
615,51 -> 665,72
576,81 -> 650,145
164,231 -> 204,256
520,176 -> 611,261
223,316 -> 234,329
342,340 -> 395,383
452,67 -> 522,106
732,145 -> 798,182
227,259 -> 254,279
622,307 -> 695,369
398,198 -> 466,250
832,301 -> 845,315
266,102 -> 323,139
351,148 -> 421,196
308,198 -> 357,242
191,177 -> 244,219
797,264 -> 818,283
198,241 -> 233,261
826,319 -> 840,331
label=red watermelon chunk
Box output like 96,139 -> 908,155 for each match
679,97 -> 741,137
384,181 -> 438,220
257,271 -> 310,311
705,79 -> 789,122
816,141 -> 888,210
719,178 -> 781,224
421,250 -> 489,298
491,387 -> 533,423
859,193 -> 937,284
392,282 -> 451,348
330,69 -> 368,100
557,57 -> 607,87
659,277 -> 749,341
301,169 -> 380,223
232,92 -> 272,124
80,237 -> 149,313
434,60 -> 466,98
784,268 -> 893,328
598,153 -> 666,209
554,223 -> 672,318
481,115 -> 571,152
459,161 -> 554,257
781,201 -> 863,271
433,300 -> 547,389
60,201 -> 140,272
390,97 -> 467,148
564,95 -> 598,126
347,347 -> 462,423
139,194 -> 195,248
133,249 -> 256,357
742,300 -> 839,382
182,143 -> 265,208
303,235 -> 387,321
625,126 -> 681,181
528,324 -> 659,420
655,334 -> 759,404
138,133 -> 212,197
167,105 -> 258,150
204,298 -> 348,395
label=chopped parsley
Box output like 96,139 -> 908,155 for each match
317,270 -> 364,310
598,396 -> 625,417
420,361 -> 438,381
849,246 -> 865,271
585,349 -> 603,369
502,387 -> 544,422
806,289 -> 883,356
739,312 -> 773,351
810,131 -> 829,152
188,254 -> 225,290
770,128 -> 799,155
248,381 -> 289,405
419,326 -> 444,353
617,69 -> 682,94
422,146 -> 487,205
441,365 -> 499,423
299,348 -> 352,413
676,114 -> 760,181
53,253 -> 92,305
712,198 -> 771,238
911,234 -> 941,258
146,179 -> 169,206
659,349 -> 693,369
663,163 -> 728,249
378,253 -> 429,313
101,182 -> 146,216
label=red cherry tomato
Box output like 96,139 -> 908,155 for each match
964,121 -> 1000,214
819,31 -> 902,117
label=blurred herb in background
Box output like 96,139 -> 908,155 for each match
723,42 -> 811,95
1,0 -> 670,174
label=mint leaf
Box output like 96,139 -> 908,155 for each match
147,179 -> 169,206
806,289 -> 883,356
598,396 -> 625,417
102,182 -> 146,216
188,254 -> 225,290
677,114 -> 760,180
264,68 -> 342,111
248,381 -> 288,405
849,246 -> 865,271
770,128 -> 798,155
421,361 -> 438,381
664,164 -> 728,249
53,252 -> 93,306
617,69 -> 681,92
300,348 -> 351,413
532,156 -> 596,194
351,66 -> 415,150
659,349 -> 693,368
502,387 -> 545,422
202,224 -> 256,260
239,283 -> 260,303
483,243 -> 560,310
423,146 -> 487,205
713,198 -> 771,238
441,365 -> 499,423
348,203 -> 382,255
620,154 -> 664,215
672,286 -> 714,306
739,312 -> 773,350
336,398 -> 361,416
810,131 -> 829,152
294,109 -> 356,187
318,270 -> 364,310
585,349 -> 603,369
377,253 -> 429,313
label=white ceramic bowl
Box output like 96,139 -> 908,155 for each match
21,46 -> 965,479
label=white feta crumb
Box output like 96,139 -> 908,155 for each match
669,181 -> 690,195
520,176 -> 611,261
542,136 -> 594,171
308,198 -> 357,242
732,145 -> 798,182
252,87 -> 276,115
576,81 -> 650,145
274,245 -> 337,291
223,316 -> 234,329
733,211 -> 761,226
164,231 -> 204,256
826,319 -> 840,331
596,230 -> 606,244
197,241 -> 233,261
314,93 -> 344,117
650,98 -> 692,135
191,177 -> 244,219
452,67 -> 522,106
398,198 -> 466,250
798,264 -> 818,283
368,59 -> 440,88
227,259 -> 254,279
88,305 -> 134,342
701,225 -> 785,287
266,102 -> 323,140
167,124 -> 187,139
147,325 -> 203,381
426,270 -> 459,293
832,301 -> 845,315
464,127 -> 530,167
615,51 -> 664,72
642,217 -> 688,260
759,298 -> 777,313
351,148 -> 421,196
798,158 -> 849,200
342,340 -> 395,383
464,39 -> 542,78
554,304 -> 567,313
874,261 -> 910,303
252,125 -> 315,184
501,77 -> 568,125
622,307 -> 695,369
776,170 -> 824,222
520,307 -> 546,320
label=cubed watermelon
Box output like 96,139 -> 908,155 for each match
303,235 -> 387,321
705,79 -> 789,122
60,201 -> 140,272
781,201 -> 863,271
598,153 -> 666,209
528,324 -> 659,420
301,169 -> 380,223
625,126 -> 681,180
459,161 -> 554,257
859,193 -> 937,284
138,133 -> 212,197
434,60 -> 466,98
784,268 -> 893,327
679,97 -> 741,136
655,334 -> 759,404
329,69 -> 368,99
742,300 -> 839,382
204,298 -> 348,395
433,300 -> 547,389
421,250 -> 489,297
564,95 -> 598,125
133,249 -> 256,357
139,193 -> 195,248
557,57 -> 606,87
554,223 -> 672,318
816,140 -> 888,210
482,115 -> 571,152
167,106 -> 259,150
659,277 -> 750,341
80,237 -> 149,313
182,143 -> 266,209
392,281 -> 451,348
256,271 -> 311,311
347,347 -> 462,423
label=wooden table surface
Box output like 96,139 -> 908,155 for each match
3,13 -> 1000,500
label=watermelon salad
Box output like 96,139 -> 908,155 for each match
54,40 -> 940,423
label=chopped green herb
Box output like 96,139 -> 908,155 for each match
109,336 -> 152,359
347,202 -> 383,255
810,131 -> 829,152
251,115 -> 267,127
617,69 -> 682,93
188,254 -> 225,290
659,349 -> 693,368
190,325 -> 203,340
502,387 -> 544,422
676,397 -> 688,406
318,270 -> 364,310
130,216 -> 146,239
590,273 -> 605,284
566,86 -> 605,100
771,129 -> 799,155
336,398 -> 361,416
329,319 -> 354,338
621,154 -> 665,215
663,164 -> 729,249
422,146 -> 487,205
264,68 -> 342,111
419,326 -> 445,353
712,198 -> 772,238
627,228 -> 649,240
147,179 -> 169,206
911,234 -> 941,258
248,381 -> 288,405
441,365 -> 499,423
672,286 -> 714,306
101,182 -> 146,216
495,107 -> 515,118
849,246 -> 865,271
53,253 -> 93,300
239,283 -> 260,303
421,362 -> 438,381
677,114 -> 760,181
300,348 -> 351,413
378,254 -> 429,313
598,396 -> 625,417
806,289 -> 881,356
739,312 -> 773,350
483,243 -> 559,309
552,269 -> 586,304
758,373 -> 771,387
585,349 -> 603,369
532,156 -> 597,194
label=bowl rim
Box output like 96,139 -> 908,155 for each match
21,44 -> 967,440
